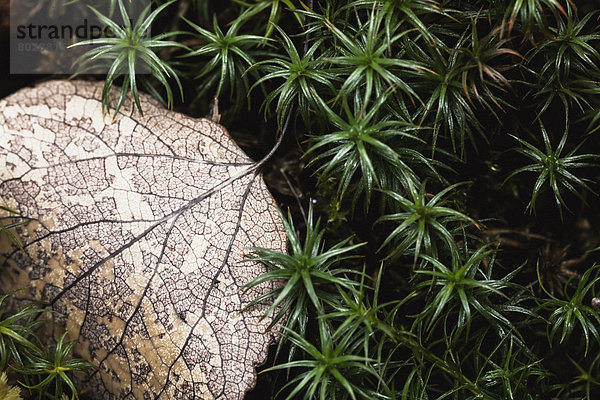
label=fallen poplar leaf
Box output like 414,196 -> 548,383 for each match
0,80 -> 287,399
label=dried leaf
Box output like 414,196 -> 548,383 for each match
0,80 -> 287,399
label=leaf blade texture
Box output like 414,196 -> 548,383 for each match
0,80 -> 287,399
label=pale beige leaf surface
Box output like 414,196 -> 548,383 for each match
0,80 -> 287,399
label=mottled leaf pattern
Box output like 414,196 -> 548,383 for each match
0,80 -> 286,399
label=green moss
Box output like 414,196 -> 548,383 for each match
0,372 -> 22,400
